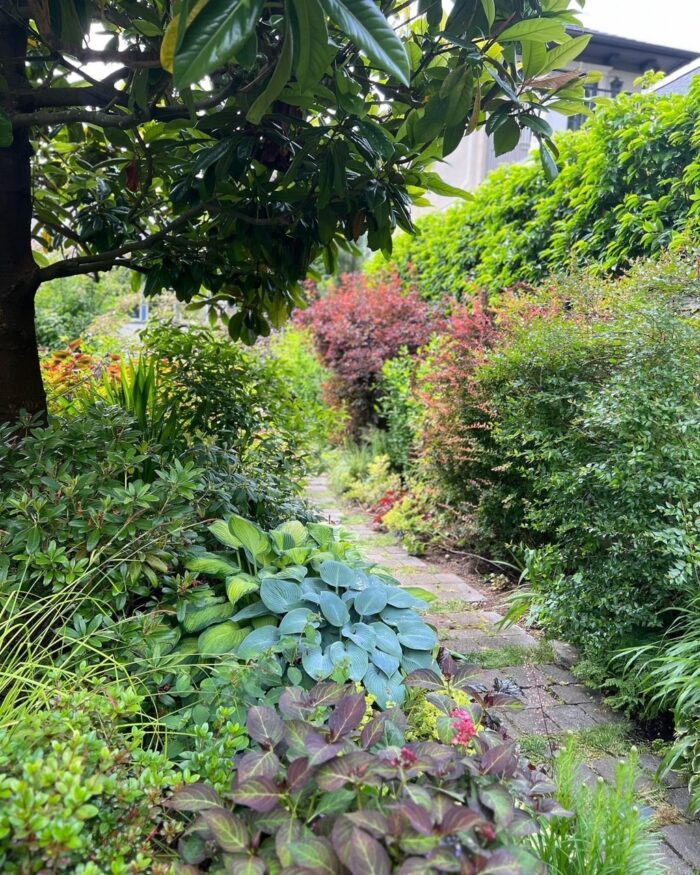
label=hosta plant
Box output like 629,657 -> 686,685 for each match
176,516 -> 438,707
167,678 -> 562,875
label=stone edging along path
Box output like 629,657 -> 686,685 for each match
306,475 -> 700,875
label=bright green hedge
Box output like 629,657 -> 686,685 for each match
368,78 -> 700,300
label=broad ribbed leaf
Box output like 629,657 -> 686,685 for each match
344,811 -> 389,838
320,591 -> 351,626
247,705 -> 285,747
200,808 -> 248,852
397,623 -> 437,651
260,579 -> 304,613
347,826 -> 391,875
232,601 -> 271,621
302,645 -> 335,680
232,776 -> 281,812
319,560 -> 356,588
379,606 -> 420,627
328,692 -> 366,739
279,606 -> 316,635
208,519 -> 240,549
236,625 -> 280,660
343,621 -> 376,652
165,782 -> 223,811
371,648 -> 400,677
320,0 -> 410,85
401,649 -> 436,673
226,574 -> 259,605
480,743 -> 518,778
237,749 -> 281,781
479,783 -> 516,827
370,622 -> 402,657
384,588 -> 427,609
174,0 -> 264,88
227,855 -> 266,875
354,585 -> 388,617
186,552 -> 239,577
289,836 -> 340,874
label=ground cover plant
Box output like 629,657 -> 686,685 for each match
167,669 -> 565,875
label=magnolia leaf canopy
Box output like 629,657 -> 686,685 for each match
6,0 -> 589,342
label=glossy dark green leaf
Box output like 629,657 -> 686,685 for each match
247,20 -> 294,124
319,0 -> 410,85
174,0 -> 264,88
289,0 -> 333,89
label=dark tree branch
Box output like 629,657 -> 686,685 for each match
38,202 -> 210,281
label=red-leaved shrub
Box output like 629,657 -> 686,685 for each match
298,272 -> 436,435
417,295 -> 499,503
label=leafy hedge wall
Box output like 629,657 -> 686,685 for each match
367,79 -> 700,299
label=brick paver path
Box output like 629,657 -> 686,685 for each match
307,475 -> 700,874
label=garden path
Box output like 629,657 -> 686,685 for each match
307,474 -> 700,875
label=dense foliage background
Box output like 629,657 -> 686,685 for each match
365,79 -> 700,299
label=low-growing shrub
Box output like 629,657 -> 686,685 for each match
379,348 -> 423,471
0,684 -> 178,874
168,673 -> 561,874
298,272 -> 436,435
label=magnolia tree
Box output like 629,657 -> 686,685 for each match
0,0 -> 589,420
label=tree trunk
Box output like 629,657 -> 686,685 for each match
0,1 -> 44,423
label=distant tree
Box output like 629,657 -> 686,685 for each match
0,0 -> 588,420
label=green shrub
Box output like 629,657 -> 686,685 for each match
168,674 -> 557,874
0,684 -> 178,874
512,309 -> 700,653
267,326 -> 345,453
379,348 -> 423,471
531,742 -> 664,875
368,83 -> 700,298
35,270 -> 132,350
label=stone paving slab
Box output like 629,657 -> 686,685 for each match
306,476 -> 699,872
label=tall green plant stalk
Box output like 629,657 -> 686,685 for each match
532,742 -> 664,875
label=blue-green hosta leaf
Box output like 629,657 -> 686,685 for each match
342,621 -> 376,652
269,565 -> 308,582
328,640 -> 369,682
237,625 -> 280,660
319,591 -> 351,627
401,649 -> 438,673
363,665 -> 406,708
371,648 -> 400,677
302,645 -> 335,680
319,560 -> 356,589
279,607 -> 318,636
228,514 -> 270,558
385,588 -> 427,610
397,624 -> 437,651
260,579 -> 304,614
226,574 -> 259,605
174,0 -> 264,88
319,0 -> 410,85
232,601 -> 271,622
379,606 -> 422,627
369,622 -> 402,658
354,585 -> 388,617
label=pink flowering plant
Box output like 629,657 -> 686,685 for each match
167,674 -> 566,874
